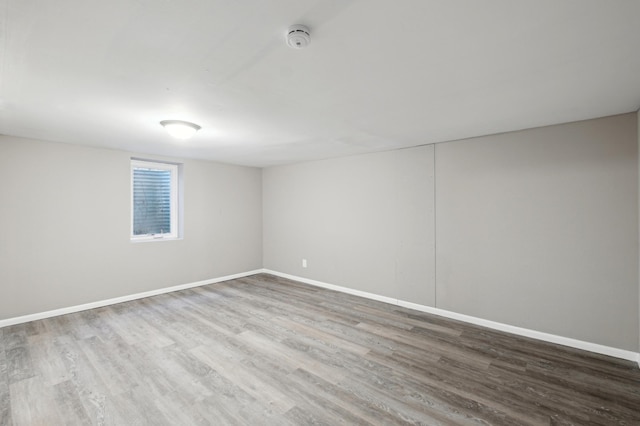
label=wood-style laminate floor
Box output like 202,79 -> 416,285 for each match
1,273 -> 639,425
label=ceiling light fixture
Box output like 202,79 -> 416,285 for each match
160,120 -> 201,140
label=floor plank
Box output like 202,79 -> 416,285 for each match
1,273 -> 639,425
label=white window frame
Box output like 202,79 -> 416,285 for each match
131,159 -> 179,242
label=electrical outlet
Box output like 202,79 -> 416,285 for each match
302,258 -> 307,268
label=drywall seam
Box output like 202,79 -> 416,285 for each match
0,269 -> 263,328
433,143 -> 438,307
263,269 -> 640,363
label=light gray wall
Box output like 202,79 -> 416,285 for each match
436,113 -> 638,351
0,135 -> 262,320
263,145 -> 436,305
263,113 -> 639,351
3,114 -> 638,352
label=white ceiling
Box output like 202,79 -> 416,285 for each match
1,1 -> 639,167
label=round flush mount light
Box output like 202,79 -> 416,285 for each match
286,25 -> 310,49
160,120 -> 201,140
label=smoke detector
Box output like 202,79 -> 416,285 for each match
286,25 -> 311,49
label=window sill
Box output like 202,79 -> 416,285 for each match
130,236 -> 182,243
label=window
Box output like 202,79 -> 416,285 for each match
131,159 -> 180,241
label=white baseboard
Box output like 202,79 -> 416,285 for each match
3,268 -> 638,367
0,269 -> 263,329
263,269 -> 640,365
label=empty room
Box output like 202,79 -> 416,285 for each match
1,1 -> 639,425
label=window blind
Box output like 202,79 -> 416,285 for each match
132,167 -> 172,235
